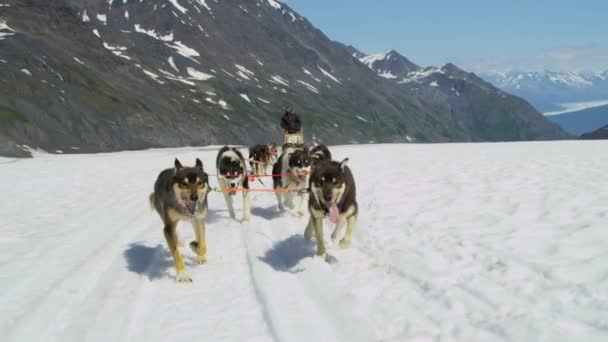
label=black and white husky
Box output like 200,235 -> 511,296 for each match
304,159 -> 357,260
309,144 -> 332,167
216,146 -> 250,221
272,145 -> 312,215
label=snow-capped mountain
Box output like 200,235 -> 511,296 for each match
0,0 -> 567,157
351,49 -> 419,80
353,48 -> 568,141
481,70 -> 608,113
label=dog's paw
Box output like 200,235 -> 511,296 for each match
196,255 -> 207,265
242,213 -> 251,222
339,239 -> 351,249
315,251 -> 328,261
176,272 -> 193,283
296,209 -> 306,217
177,240 -> 185,247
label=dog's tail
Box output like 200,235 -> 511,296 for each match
148,192 -> 156,211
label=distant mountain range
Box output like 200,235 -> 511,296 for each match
481,70 -> 608,113
481,70 -> 608,135
0,0 -> 568,157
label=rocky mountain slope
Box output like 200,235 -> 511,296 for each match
0,0 -> 568,157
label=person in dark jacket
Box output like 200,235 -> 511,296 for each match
280,107 -> 301,134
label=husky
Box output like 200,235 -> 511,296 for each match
217,146 -> 251,221
149,158 -> 209,282
248,144 -> 273,177
309,144 -> 332,167
304,159 -> 357,260
272,145 -> 311,214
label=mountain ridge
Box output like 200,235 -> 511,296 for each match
0,0 -> 568,157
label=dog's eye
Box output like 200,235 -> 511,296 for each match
179,182 -> 188,188
332,177 -> 337,184
321,176 -> 325,182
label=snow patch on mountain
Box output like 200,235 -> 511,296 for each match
269,75 -> 289,87
317,66 -> 341,84
399,67 -> 444,84
297,80 -> 319,94
240,94 -> 252,103
0,20 -> 15,40
168,0 -> 188,14
187,67 -> 214,81
134,24 -> 174,42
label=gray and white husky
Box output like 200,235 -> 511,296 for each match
272,145 -> 312,215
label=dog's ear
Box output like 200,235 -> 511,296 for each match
195,158 -> 204,170
339,158 -> 349,171
174,158 -> 183,173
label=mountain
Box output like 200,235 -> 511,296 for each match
353,48 -> 568,142
0,0 -> 568,157
547,104 -> 608,135
580,124 -> 608,140
481,70 -> 608,113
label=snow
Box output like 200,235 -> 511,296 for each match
297,80 -> 319,94
96,14 -> 107,25
73,57 -> 87,66
358,51 -> 391,69
235,64 -> 255,77
317,65 -> 342,84
81,10 -> 90,23
205,91 -> 217,96
168,56 -> 179,73
399,67 -> 444,84
266,0 -> 282,10
377,71 -> 397,79
258,97 -> 271,104
429,81 -> 439,87
166,41 -> 200,60
186,67 -> 214,81
20,68 -> 32,76
269,75 -> 290,87
240,94 -> 252,103
302,68 -> 322,83
92,29 -> 101,38
356,115 -> 369,123
223,114 -> 230,120
168,0 -> 187,14
0,20 -> 15,39
134,24 -> 174,42
0,58 -> 7,63
218,99 -> 229,109
3,141 -> 608,341
195,0 -> 211,12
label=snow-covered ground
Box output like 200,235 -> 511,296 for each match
1,141 -> 608,342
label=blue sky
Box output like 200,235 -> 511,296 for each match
285,0 -> 608,72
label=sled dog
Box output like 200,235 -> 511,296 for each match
304,159 -> 358,260
272,145 -> 311,215
149,158 -> 209,282
217,146 -> 251,221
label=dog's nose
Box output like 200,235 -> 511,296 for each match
190,194 -> 199,201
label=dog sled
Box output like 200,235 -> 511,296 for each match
284,127 -> 304,144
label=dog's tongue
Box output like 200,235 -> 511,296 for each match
329,203 -> 340,224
